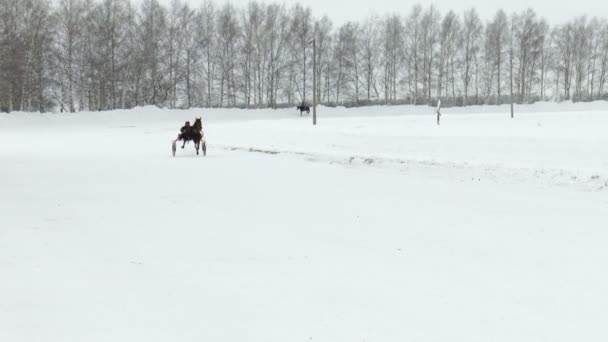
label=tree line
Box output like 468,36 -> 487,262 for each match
1,0 -> 608,113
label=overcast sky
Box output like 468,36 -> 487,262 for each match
149,0 -> 607,25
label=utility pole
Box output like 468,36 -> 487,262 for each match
312,38 -> 317,125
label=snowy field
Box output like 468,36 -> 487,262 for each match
1,102 -> 607,342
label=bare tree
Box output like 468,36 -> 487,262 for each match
314,16 -> 333,103
460,8 -> 482,106
179,3 -> 202,108
289,4 -> 312,104
598,21 -> 608,98
419,5 -> 440,105
216,3 -> 239,107
513,9 -> 544,104
55,0 -> 87,112
357,16 -> 380,102
485,10 -> 508,104
5,0 -> 608,113
437,10 -> 460,102
382,14 -> 404,104
404,6 -> 421,104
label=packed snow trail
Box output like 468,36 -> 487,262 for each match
1,103 -> 608,342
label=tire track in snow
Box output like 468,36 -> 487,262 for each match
214,144 -> 608,192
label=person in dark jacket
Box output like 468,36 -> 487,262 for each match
180,121 -> 191,135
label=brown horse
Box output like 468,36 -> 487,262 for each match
296,104 -> 310,116
172,117 -> 206,156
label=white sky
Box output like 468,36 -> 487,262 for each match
151,0 -> 607,25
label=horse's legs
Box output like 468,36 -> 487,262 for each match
195,140 -> 200,155
182,139 -> 187,149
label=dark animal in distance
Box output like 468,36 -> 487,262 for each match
172,117 -> 206,156
296,104 -> 310,116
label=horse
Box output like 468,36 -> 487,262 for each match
193,116 -> 203,132
296,104 -> 310,116
172,117 -> 206,156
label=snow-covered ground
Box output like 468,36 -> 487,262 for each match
1,102 -> 607,342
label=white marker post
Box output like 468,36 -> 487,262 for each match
436,99 -> 442,126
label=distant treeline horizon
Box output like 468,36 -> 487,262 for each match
1,0 -> 607,113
